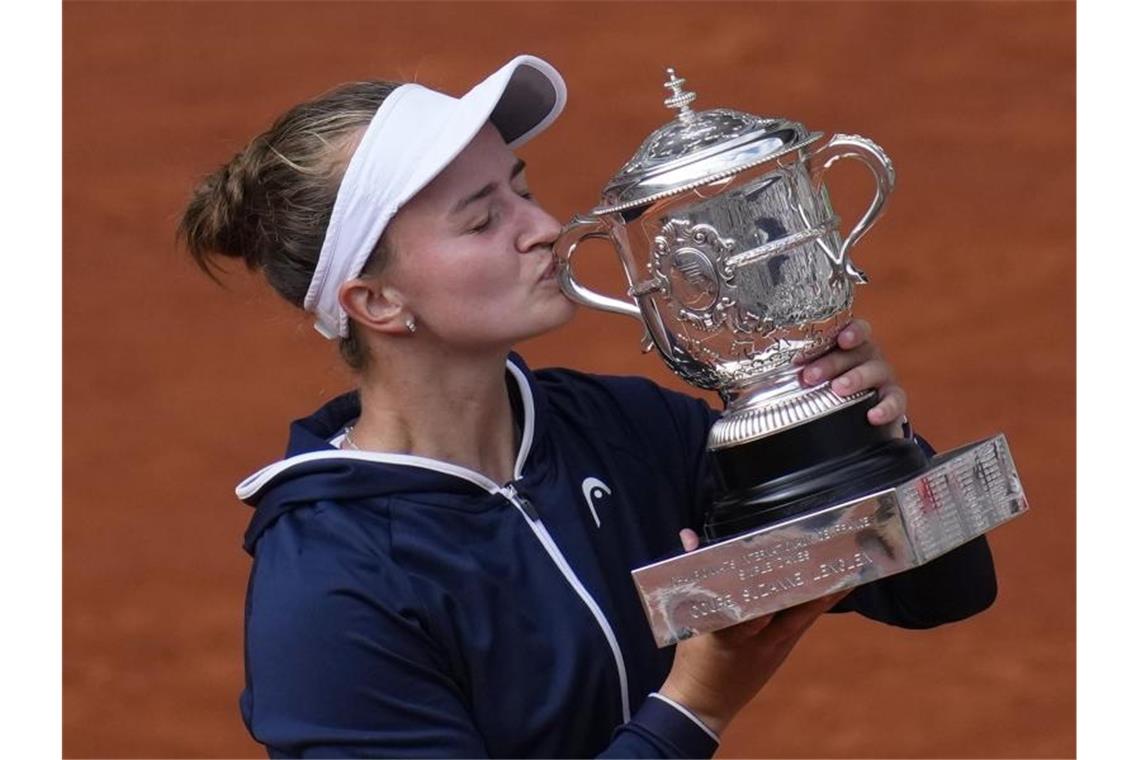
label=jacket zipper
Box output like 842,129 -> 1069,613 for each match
503,483 -> 539,520
499,483 -> 632,724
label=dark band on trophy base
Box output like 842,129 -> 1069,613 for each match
705,391 -> 930,540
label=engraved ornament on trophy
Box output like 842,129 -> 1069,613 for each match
554,68 -> 1028,646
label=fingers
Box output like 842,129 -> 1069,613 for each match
714,591 -> 849,646
808,353 -> 895,400
832,357 -> 896,398
763,594 -> 841,642
717,613 -> 776,645
800,320 -> 909,431
801,343 -> 875,386
836,318 -> 871,351
801,320 -> 879,387
679,529 -> 700,553
793,319 -> 871,368
867,383 -> 907,427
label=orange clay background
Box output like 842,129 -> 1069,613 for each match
63,2 -> 1074,757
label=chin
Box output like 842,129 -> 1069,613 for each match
517,298 -> 577,342
545,296 -> 578,330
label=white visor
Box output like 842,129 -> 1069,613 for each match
303,55 -> 567,339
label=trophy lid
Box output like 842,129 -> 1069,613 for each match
595,68 -> 821,214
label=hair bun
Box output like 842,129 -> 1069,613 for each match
180,143 -> 265,274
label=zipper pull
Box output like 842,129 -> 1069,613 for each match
502,483 -> 539,522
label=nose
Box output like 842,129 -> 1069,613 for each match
516,199 -> 562,254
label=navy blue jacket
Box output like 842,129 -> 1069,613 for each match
236,355 -> 996,758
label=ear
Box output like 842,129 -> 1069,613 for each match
338,277 -> 411,337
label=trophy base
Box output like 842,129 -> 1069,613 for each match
632,434 -> 1028,647
704,394 -> 929,540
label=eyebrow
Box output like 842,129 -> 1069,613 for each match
449,159 -> 527,216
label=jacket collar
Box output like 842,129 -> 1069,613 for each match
235,353 -> 543,504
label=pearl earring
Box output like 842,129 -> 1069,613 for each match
405,316 -> 416,334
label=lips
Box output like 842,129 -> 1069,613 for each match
539,256 -> 557,281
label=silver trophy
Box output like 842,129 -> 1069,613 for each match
555,69 -> 1027,646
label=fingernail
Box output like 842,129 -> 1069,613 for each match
804,368 -> 821,384
834,376 -> 851,391
841,329 -> 855,343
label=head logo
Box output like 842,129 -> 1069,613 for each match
581,477 -> 612,528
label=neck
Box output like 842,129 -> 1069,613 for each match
349,345 -> 520,485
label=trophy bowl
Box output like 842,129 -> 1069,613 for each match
555,68 -> 1028,646
557,71 -> 891,400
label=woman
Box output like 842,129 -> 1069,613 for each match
181,56 -> 996,758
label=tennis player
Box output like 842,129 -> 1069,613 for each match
180,55 -> 996,758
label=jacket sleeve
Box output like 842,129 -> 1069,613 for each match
602,694 -> 720,758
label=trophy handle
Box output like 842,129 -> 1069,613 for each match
555,214 -> 646,322
810,133 -> 896,282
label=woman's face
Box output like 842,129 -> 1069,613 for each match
379,123 -> 575,351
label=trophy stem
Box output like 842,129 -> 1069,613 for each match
710,367 -> 871,451
703,394 -> 930,540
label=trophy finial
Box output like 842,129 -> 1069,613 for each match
663,67 -> 697,123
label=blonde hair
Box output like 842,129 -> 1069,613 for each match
179,80 -> 401,369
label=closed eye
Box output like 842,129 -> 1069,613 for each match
467,185 -> 534,234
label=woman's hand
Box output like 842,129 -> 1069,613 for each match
799,318 -> 907,437
659,530 -> 847,736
